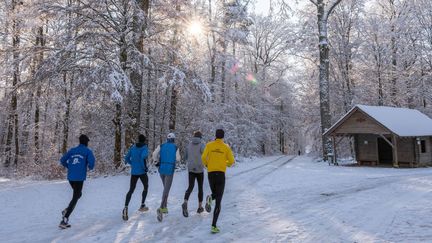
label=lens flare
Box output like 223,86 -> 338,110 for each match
230,62 -> 240,74
188,20 -> 203,36
246,73 -> 258,84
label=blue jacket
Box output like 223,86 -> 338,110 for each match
159,142 -> 178,175
125,143 -> 148,175
60,144 -> 95,181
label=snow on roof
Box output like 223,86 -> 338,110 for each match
354,105 -> 432,137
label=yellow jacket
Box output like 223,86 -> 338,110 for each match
201,139 -> 235,172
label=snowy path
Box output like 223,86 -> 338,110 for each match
1,156 -> 432,242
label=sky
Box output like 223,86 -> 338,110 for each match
254,0 -> 271,15
253,0 -> 308,16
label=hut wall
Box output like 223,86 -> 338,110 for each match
397,138 -> 415,163
419,137 -> 432,165
356,134 -> 378,162
334,111 -> 390,135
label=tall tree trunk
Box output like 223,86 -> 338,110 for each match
114,28 -> 128,167
420,68 -> 427,108
113,103 -> 122,168
389,0 -> 398,106
168,2 -> 181,130
220,41 -> 227,104
34,25 -> 45,163
208,0 -> 216,102
125,0 -> 150,147
279,100 -> 285,153
160,88 -> 169,144
312,0 -> 342,161
5,0 -> 21,167
372,33 -> 384,106
169,87 -> 178,129
20,95 -> 32,159
145,50 -> 151,137
62,73 -> 72,154
144,4 -> 151,138
233,41 -> 238,94
209,45 -> 216,102
152,72 -> 158,148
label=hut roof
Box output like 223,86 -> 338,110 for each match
325,105 -> 432,137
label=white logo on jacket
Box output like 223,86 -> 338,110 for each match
70,154 -> 84,165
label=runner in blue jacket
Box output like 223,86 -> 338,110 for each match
122,134 -> 149,221
152,133 -> 181,222
59,134 -> 95,229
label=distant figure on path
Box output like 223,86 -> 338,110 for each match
59,134 -> 95,229
202,128 -> 235,233
122,134 -> 149,221
152,133 -> 181,222
182,131 -> 206,217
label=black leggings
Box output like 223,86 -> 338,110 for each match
184,172 -> 204,202
65,181 -> 83,219
125,174 -> 149,207
208,172 -> 225,227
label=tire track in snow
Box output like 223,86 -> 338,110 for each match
231,155 -> 288,177
144,155 -> 296,242
228,155 -> 295,183
218,155 -> 299,242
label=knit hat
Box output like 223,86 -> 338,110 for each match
138,134 -> 146,143
193,131 -> 202,138
215,129 -> 224,139
79,134 -> 90,146
167,133 -> 176,139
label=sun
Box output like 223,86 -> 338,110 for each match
187,20 -> 204,36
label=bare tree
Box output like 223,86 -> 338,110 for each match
124,0 -> 150,147
4,0 -> 22,167
309,0 -> 343,161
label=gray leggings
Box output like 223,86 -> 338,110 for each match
160,174 -> 174,208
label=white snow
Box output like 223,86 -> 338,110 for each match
2,156 -> 432,242
356,105 -> 432,137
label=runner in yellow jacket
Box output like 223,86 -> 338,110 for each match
201,128 -> 235,233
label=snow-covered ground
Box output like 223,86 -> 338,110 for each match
1,156 -> 432,243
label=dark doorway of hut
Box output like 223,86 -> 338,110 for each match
378,137 -> 393,165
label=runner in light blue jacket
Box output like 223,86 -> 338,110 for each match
152,133 -> 181,222
122,134 -> 149,221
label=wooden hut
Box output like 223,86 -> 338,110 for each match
324,105 -> 432,167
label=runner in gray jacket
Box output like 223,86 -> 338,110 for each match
182,131 -> 205,217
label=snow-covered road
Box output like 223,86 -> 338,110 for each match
1,156 -> 432,243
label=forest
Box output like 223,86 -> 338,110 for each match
1,0 -> 431,178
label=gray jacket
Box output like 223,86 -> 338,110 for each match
184,137 -> 205,173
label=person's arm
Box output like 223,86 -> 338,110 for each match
87,150 -> 96,170
201,144 -> 209,168
183,146 -> 188,162
200,143 -> 205,154
124,147 -> 132,165
60,150 -> 71,168
176,148 -> 181,162
152,145 -> 160,166
142,146 -> 149,171
226,145 -> 235,167
141,146 -> 149,162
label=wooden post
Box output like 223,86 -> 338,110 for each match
354,135 -> 360,165
410,138 -> 414,168
332,136 -> 337,165
376,135 -> 380,166
392,134 -> 399,168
